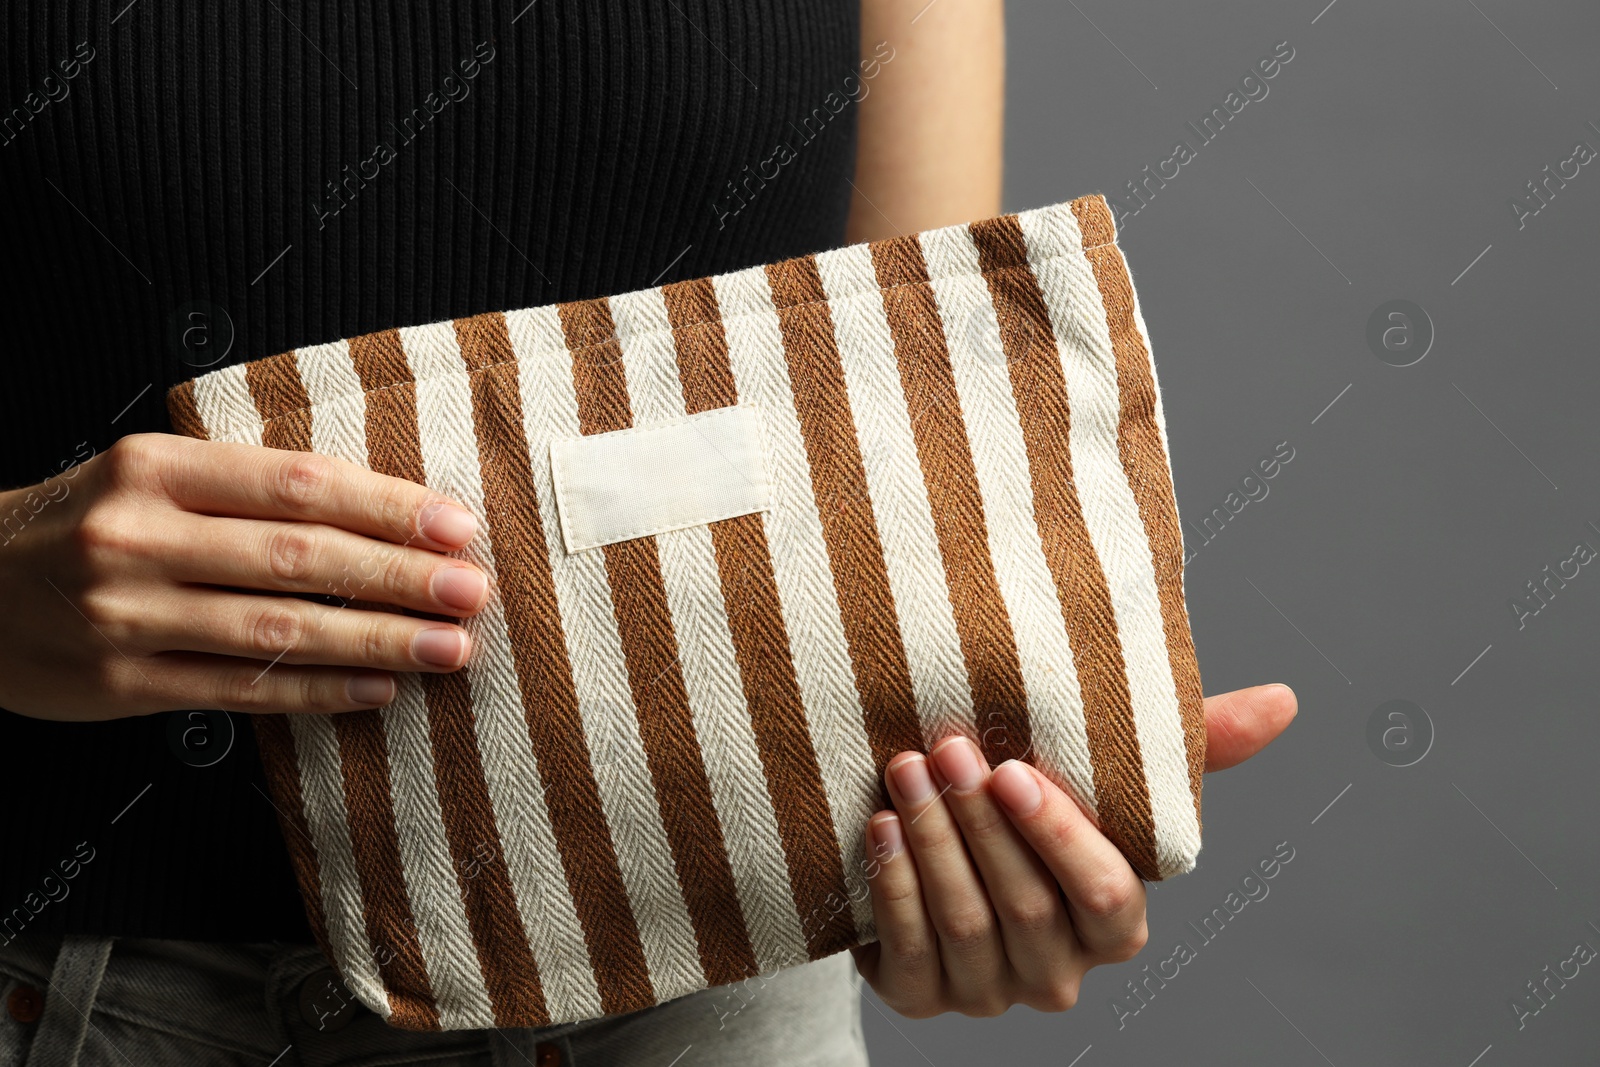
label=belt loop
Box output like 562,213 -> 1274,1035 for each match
26,935 -> 115,1067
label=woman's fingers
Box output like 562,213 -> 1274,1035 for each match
927,737 -> 1080,1008
147,436 -> 478,551
1204,683 -> 1297,772
115,651 -> 397,715
853,813 -> 941,1016
884,752 -> 1006,1009
859,682 -> 1294,1019
139,589 -> 472,672
161,513 -> 488,616
988,760 -> 1148,963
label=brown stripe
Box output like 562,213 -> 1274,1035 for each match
762,256 -> 924,775
236,356 -> 363,1011
455,310 -> 664,1017
329,703 -> 442,1029
261,716 -> 430,1029
423,666 -> 551,1026
1070,196 -> 1206,825
340,333 -> 452,1024
250,715 -> 343,1001
558,297 -> 761,986
345,331 -> 479,1028
663,278 -> 859,960
245,340 -> 441,1029
968,217 -> 1162,880
245,353 -> 314,452
870,238 -> 1033,767
165,379 -> 207,439
355,329 -> 567,1025
662,279 -> 739,401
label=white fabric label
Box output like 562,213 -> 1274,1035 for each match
550,405 -> 771,553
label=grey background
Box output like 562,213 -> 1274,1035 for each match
863,1 -> 1600,1064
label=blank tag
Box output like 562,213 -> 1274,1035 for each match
550,405 -> 771,553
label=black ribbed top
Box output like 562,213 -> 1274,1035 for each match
0,0 -> 860,943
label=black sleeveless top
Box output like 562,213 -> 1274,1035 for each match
0,0 -> 860,942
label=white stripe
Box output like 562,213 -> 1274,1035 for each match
919,226 -> 1098,812
610,287 -> 811,975
191,363 -> 262,447
1022,201 -> 1178,491
283,344 -> 489,1025
400,321 -> 607,1021
211,350 -> 392,1020
1016,207 -> 1201,876
814,244 -> 973,744
290,327 -> 482,1029
376,675 -> 493,1028
505,304 -> 699,1004
286,716 -> 392,1018
711,267 -> 880,945
294,340 -> 370,466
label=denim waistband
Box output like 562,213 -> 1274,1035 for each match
22,935 -> 112,1067
0,932 -> 866,1067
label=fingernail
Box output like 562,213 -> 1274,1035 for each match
347,672 -> 396,706
432,566 -> 488,612
931,736 -> 986,793
413,627 -> 468,668
871,814 -> 904,860
990,761 -> 1042,816
890,755 -> 936,805
420,503 -> 477,546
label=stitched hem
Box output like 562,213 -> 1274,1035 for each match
178,201 -> 1121,444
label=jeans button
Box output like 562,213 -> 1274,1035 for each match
297,967 -> 359,1033
534,1039 -> 562,1067
6,985 -> 43,1024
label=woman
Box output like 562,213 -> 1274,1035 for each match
0,1 -> 1293,1063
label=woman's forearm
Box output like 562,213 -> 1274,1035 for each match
848,0 -> 1005,243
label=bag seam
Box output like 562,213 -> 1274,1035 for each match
189,246 -> 1125,442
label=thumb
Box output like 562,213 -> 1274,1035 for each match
1203,683 -> 1297,772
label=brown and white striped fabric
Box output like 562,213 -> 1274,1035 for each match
165,195 -> 1207,1031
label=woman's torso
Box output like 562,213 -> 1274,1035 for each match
0,0 -> 861,942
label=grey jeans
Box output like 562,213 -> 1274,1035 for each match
0,933 -> 868,1067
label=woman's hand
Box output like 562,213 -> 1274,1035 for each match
853,684 -> 1297,1018
0,433 -> 487,721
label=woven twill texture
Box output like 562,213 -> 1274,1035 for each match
165,195 -> 1207,1031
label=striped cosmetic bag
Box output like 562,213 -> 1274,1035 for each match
166,195 -> 1205,1030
